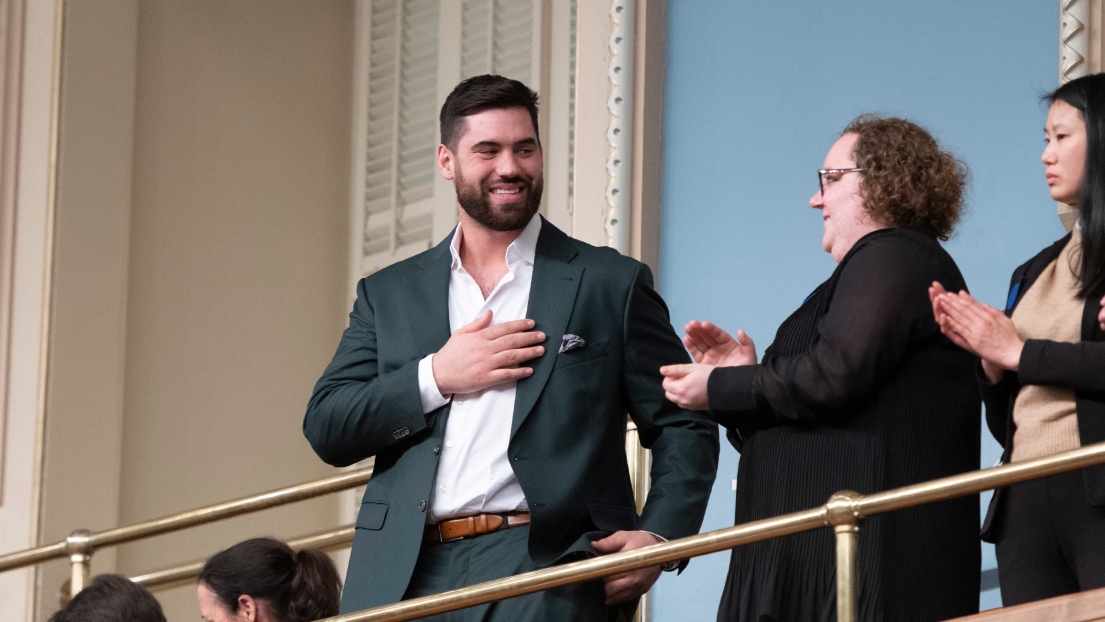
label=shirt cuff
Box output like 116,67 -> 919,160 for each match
641,531 -> 680,572
417,354 -> 451,414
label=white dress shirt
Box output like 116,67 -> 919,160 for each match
416,216 -> 542,521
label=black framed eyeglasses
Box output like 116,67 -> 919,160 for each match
817,168 -> 865,195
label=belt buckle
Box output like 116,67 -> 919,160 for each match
428,513 -> 516,545
434,517 -> 471,544
437,522 -> 465,544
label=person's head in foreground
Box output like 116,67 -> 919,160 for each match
811,114 -> 968,262
197,537 -> 341,622
48,573 -> 166,622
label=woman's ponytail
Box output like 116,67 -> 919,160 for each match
199,537 -> 341,622
287,548 -> 342,622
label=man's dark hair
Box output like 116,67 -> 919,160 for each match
48,574 -> 166,622
439,74 -> 540,151
199,537 -> 341,622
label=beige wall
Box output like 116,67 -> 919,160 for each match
35,1 -> 354,620
36,2 -> 138,615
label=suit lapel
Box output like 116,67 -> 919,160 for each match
406,232 -> 454,357
512,220 -> 582,438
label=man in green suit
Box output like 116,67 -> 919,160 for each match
304,75 -> 718,620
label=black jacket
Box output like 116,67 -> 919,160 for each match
981,233 -> 1105,541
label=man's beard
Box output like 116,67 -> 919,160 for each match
454,168 -> 543,232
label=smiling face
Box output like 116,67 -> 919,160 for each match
437,106 -> 544,232
809,132 -> 888,262
1042,99 -> 1087,206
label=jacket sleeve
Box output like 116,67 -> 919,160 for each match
622,263 -> 720,541
708,236 -> 941,428
1018,339 -> 1105,392
303,277 -> 434,467
978,365 -> 1014,449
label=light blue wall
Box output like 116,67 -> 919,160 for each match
653,1 -> 1057,617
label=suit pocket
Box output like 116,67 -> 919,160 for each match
356,501 -> 389,530
587,502 -> 638,532
553,339 -> 610,371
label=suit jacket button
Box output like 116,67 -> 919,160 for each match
433,446 -> 441,454
418,500 -> 427,512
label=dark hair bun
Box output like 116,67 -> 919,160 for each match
287,548 -> 342,622
199,538 -> 341,622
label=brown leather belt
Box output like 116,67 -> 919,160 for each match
423,512 -> 531,544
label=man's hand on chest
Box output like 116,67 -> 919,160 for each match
431,310 -> 547,397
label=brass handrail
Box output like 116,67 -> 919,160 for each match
319,441 -> 1105,622
129,524 -> 355,593
0,465 -> 373,594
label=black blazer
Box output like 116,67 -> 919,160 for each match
981,233 -> 1105,541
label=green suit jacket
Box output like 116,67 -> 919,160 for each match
304,218 -> 719,614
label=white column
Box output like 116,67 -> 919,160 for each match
1,0 -> 62,620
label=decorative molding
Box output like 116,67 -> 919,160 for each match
1058,0 -> 1103,227
1061,0 -> 1089,81
566,0 -> 577,216
603,0 -> 633,252
0,0 -> 27,502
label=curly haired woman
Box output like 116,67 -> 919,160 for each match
662,116 -> 981,621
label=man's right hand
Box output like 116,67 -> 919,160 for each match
432,310 -> 546,396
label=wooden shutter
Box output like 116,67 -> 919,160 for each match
359,0 -> 441,273
461,0 -> 535,83
353,0 -> 545,278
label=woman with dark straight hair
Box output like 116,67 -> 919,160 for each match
932,72 -> 1105,606
197,537 -> 342,622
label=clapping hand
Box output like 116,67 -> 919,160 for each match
683,321 -> 757,366
660,321 -> 757,411
659,363 -> 713,410
929,282 -> 1023,383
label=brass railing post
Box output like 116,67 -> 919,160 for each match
625,418 -> 652,622
63,529 -> 93,596
825,491 -> 862,622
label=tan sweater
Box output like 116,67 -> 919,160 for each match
1010,227 -> 1084,462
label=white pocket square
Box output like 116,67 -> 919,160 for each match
559,334 -> 586,354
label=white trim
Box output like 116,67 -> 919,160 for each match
604,0 -> 633,252
1,0 -> 62,619
0,0 -> 25,504
349,1 -> 370,297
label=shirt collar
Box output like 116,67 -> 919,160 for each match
449,215 -> 542,270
